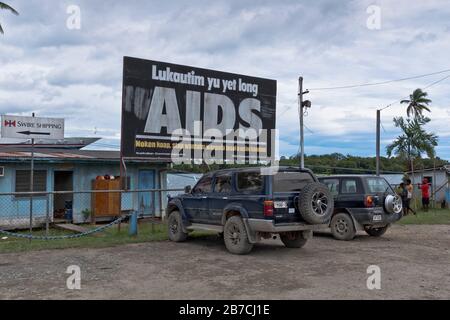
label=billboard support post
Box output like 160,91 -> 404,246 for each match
119,60 -> 126,191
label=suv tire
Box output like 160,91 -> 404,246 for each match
330,212 -> 356,240
224,216 -> 253,255
365,225 -> 389,237
167,210 -> 188,242
280,231 -> 308,248
298,182 -> 334,224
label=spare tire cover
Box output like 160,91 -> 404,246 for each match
298,182 -> 334,224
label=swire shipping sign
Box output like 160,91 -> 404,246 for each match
1,115 -> 64,140
121,57 -> 277,164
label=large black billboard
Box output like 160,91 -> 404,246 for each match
120,57 -> 277,164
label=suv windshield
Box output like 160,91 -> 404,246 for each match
366,177 -> 391,193
273,171 -> 314,192
192,175 -> 212,194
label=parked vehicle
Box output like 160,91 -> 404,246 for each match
166,167 -> 333,254
318,175 -> 403,240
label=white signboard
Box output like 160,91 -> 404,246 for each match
1,115 -> 64,140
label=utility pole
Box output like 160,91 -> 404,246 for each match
29,112 -> 35,239
376,109 -> 381,176
298,77 -> 304,169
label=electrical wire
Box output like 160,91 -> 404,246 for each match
308,68 -> 450,91
380,73 -> 450,111
280,70 -> 450,116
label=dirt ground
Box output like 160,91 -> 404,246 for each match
1,224 -> 449,300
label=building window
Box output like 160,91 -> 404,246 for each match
15,170 -> 47,196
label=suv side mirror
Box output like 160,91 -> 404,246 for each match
184,185 -> 192,194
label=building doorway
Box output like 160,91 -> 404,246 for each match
138,170 -> 155,216
53,171 -> 74,221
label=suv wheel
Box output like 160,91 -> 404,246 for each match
365,225 -> 389,237
223,216 -> 253,255
167,211 -> 188,242
298,182 -> 334,224
330,213 -> 356,240
280,231 -> 308,248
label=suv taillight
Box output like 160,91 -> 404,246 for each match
264,200 -> 274,217
364,195 -> 374,207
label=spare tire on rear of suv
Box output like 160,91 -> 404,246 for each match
298,182 -> 334,224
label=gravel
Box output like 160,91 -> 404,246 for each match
0,224 -> 449,299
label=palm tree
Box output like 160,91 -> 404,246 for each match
0,2 -> 18,34
386,116 -> 438,191
400,88 -> 432,119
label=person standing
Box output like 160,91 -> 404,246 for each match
419,178 -> 431,212
397,183 -> 408,216
405,179 -> 416,215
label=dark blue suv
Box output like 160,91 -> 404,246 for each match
319,175 -> 403,240
166,166 -> 333,254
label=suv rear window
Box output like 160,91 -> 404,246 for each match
341,179 -> 358,194
273,171 -> 314,192
237,172 -> 263,192
321,178 -> 339,196
366,178 -> 391,193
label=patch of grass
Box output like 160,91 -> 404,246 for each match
397,208 -> 450,225
0,222 -> 168,254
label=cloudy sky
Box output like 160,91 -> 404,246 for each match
1,0 -> 449,160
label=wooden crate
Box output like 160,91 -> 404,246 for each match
91,179 -> 121,223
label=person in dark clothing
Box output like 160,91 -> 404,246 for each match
397,183 -> 408,216
405,179 -> 416,215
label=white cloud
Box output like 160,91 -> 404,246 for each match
0,0 -> 449,159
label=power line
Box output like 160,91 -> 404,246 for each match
423,73 -> 450,89
304,124 -> 315,134
380,120 -> 387,133
308,68 -> 450,91
279,69 -> 450,118
380,73 -> 450,111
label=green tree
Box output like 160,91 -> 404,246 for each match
0,2 -> 18,34
386,116 -> 438,173
400,88 -> 432,119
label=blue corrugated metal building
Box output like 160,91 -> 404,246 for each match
0,148 -> 169,229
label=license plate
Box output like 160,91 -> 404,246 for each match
274,201 -> 288,209
373,214 -> 382,221
288,208 -> 295,214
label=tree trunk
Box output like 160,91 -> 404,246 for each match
410,157 -> 415,209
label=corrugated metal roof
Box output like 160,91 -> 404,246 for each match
0,151 -> 29,157
48,152 -> 94,159
0,148 -> 167,163
0,137 -> 100,149
405,166 -> 450,174
0,149 -> 117,160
